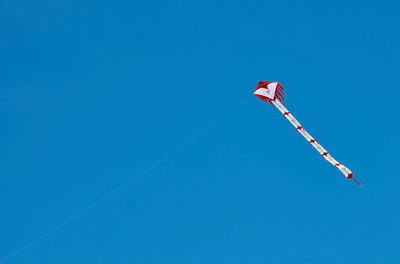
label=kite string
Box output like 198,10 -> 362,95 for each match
0,100 -> 247,264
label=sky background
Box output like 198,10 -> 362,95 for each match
1,0 -> 400,263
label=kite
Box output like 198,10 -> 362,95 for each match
254,81 -> 361,187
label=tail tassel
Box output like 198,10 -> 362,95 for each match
348,173 -> 363,187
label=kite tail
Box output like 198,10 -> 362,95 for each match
271,99 -> 362,187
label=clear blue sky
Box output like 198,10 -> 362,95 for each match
1,0 -> 399,263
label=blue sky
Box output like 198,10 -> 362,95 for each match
1,0 -> 399,263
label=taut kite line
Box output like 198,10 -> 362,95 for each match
254,81 -> 361,187
0,102 -> 245,264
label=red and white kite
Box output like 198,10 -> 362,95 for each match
254,81 -> 361,187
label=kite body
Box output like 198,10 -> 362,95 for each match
254,81 -> 361,186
